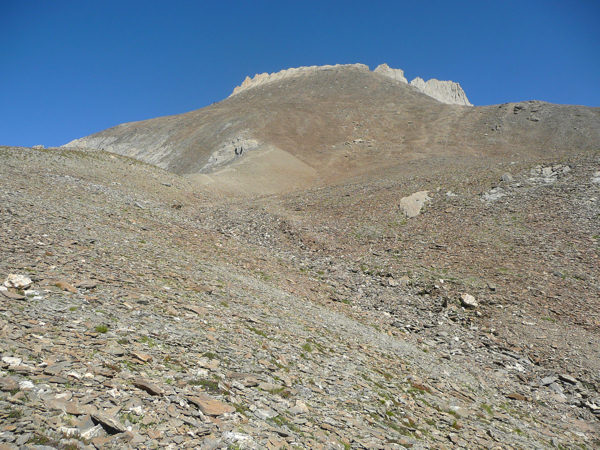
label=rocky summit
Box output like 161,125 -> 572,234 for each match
230,64 -> 471,106
1,64 -> 600,449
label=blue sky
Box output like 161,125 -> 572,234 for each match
1,0 -> 599,147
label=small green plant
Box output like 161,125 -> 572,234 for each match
122,360 -> 139,372
28,434 -> 53,445
8,408 -> 23,418
256,271 -> 272,281
69,306 -> 78,312
139,335 -> 156,347
301,342 -> 313,352
268,415 -> 299,431
94,324 -> 109,333
233,402 -> 249,416
267,387 -> 291,398
481,403 -> 494,415
121,411 -> 142,424
188,378 -> 221,393
248,326 -> 267,337
378,370 -> 393,381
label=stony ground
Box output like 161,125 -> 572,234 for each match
1,145 -> 599,449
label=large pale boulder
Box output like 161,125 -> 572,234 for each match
374,63 -> 408,84
410,77 -> 472,106
399,191 -> 431,218
4,274 -> 32,289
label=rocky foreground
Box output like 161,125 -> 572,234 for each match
1,145 -> 599,449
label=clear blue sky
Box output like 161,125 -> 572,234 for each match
1,0 -> 599,147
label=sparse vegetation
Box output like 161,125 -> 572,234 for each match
94,324 -> 109,333
188,378 -> 221,393
301,342 -> 313,352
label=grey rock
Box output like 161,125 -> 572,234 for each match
540,376 -> 557,386
482,187 -> 506,202
133,378 -> 164,396
0,376 -> 19,391
558,374 -> 577,385
91,412 -> 126,434
548,382 -> 563,394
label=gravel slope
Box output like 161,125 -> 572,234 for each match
1,145 -> 599,448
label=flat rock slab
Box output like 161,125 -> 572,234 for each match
76,280 -> 98,289
45,398 -> 97,416
131,351 -> 153,363
400,191 -> 430,218
91,412 -> 126,434
0,376 -> 19,391
188,393 -> 235,416
506,393 -> 528,401
54,280 -> 78,293
0,288 -> 25,300
1,356 -> 22,366
558,374 -> 578,384
133,378 -> 164,396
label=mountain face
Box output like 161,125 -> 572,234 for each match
63,63 -> 600,195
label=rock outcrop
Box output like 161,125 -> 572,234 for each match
373,63 -> 408,84
231,63 -> 472,106
230,64 -> 370,96
409,77 -> 472,106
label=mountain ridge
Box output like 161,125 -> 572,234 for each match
230,63 -> 472,106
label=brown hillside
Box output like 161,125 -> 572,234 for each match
64,65 -> 600,195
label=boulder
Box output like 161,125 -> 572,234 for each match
399,191 -> 430,218
460,293 -> 478,308
4,274 -> 32,289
